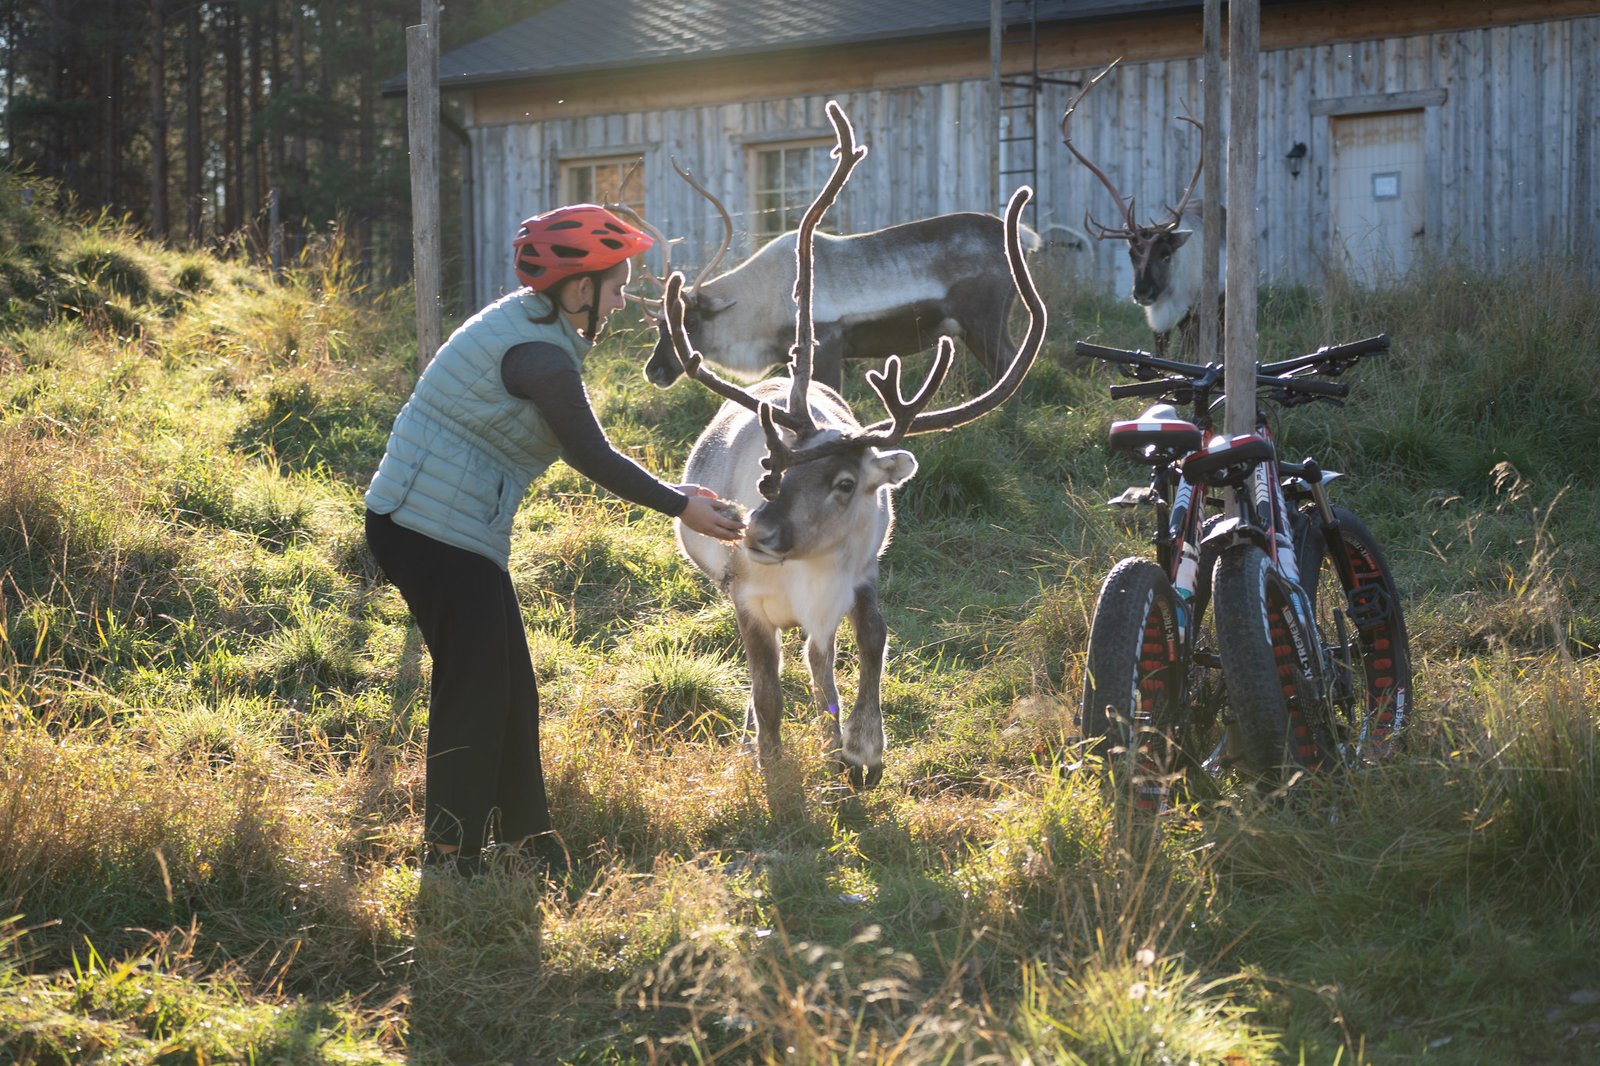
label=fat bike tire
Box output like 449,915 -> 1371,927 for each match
1212,544 -> 1326,781
1298,506 -> 1414,766
1081,558 -> 1186,814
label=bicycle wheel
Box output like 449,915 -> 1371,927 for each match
1212,543 -> 1327,779
1081,558 -> 1186,813
1297,505 -> 1413,766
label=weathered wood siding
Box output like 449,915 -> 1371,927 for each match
465,14 -> 1600,308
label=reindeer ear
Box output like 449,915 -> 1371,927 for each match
865,448 -> 918,489
700,294 -> 738,315
1170,229 -> 1193,249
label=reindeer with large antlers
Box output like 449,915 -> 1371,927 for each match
664,101 -> 1045,796
1062,59 -> 1224,360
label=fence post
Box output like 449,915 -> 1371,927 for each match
1198,0 -> 1223,366
1224,0 -> 1259,438
406,19 -> 442,376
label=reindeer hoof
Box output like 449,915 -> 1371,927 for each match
846,763 -> 883,791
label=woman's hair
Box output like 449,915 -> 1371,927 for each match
531,260 -> 626,339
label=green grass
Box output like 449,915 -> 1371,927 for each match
1,167 -> 1598,1063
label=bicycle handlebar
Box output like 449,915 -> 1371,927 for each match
1075,333 -> 1387,405
1272,376 -> 1349,398
1074,341 -> 1190,377
1259,333 -> 1389,376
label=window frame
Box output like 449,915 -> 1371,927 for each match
558,153 -> 646,217
744,138 -> 839,246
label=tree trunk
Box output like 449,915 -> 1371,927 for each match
46,0 -> 66,186
185,0 -> 204,241
3,0 -> 17,157
148,0 -> 169,239
266,0 -> 284,202
357,0 -> 375,276
221,0 -> 242,235
98,0 -> 122,209
245,0 -> 263,242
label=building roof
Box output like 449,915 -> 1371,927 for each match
389,0 -> 1203,94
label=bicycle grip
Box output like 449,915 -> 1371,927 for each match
1076,340 -> 1149,365
1316,333 -> 1389,361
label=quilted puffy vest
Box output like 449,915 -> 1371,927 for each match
364,289 -> 590,569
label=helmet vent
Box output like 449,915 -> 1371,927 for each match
550,244 -> 589,260
545,219 -> 583,231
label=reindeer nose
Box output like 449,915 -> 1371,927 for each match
745,513 -> 791,558
750,528 -> 789,557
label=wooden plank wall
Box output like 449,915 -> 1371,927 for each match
467,15 -> 1600,308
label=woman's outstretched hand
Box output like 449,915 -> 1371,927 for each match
676,484 -> 745,541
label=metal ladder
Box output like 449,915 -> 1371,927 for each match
989,0 -> 1077,219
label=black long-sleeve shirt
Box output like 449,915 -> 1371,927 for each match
501,341 -> 688,517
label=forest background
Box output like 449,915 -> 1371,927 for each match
2,0 -> 511,301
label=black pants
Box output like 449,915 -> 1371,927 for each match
366,510 -> 549,855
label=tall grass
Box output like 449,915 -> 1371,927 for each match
1,175 -> 1597,1063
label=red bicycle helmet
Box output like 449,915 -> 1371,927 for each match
512,204 -> 654,291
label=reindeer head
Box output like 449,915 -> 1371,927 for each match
616,161 -> 738,387
1061,59 -> 1204,308
1126,223 -> 1194,308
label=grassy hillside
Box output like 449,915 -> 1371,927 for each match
1,169 -> 1597,1064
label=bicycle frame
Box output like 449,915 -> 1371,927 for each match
1186,423 -> 1329,742
1083,332 -> 1401,778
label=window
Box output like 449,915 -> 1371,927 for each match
747,140 -> 836,245
560,156 -> 644,216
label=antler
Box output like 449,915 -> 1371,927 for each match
784,100 -> 868,434
1060,58 -> 1141,241
607,200 -> 675,312
757,340 -> 956,491
859,184 -> 1046,435
660,271 -> 809,432
671,158 -> 734,293
612,158 -> 736,311
755,184 -> 1046,483
593,159 -> 667,311
1161,109 -> 1206,227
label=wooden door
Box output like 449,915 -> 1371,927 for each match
1330,110 -> 1426,284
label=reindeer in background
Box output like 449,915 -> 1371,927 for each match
662,101 -> 1045,800
617,155 -> 1038,392
1062,59 -> 1224,360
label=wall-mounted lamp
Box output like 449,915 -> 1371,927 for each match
1286,142 -> 1308,179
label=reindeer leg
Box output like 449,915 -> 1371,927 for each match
738,610 -> 785,769
978,292 -> 1017,383
813,324 -> 845,391
1177,308 -> 1199,361
804,630 -> 844,756
842,582 -> 888,790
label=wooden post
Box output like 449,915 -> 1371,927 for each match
1198,0 -> 1223,365
988,0 -> 1003,214
407,18 -> 442,376
1224,0 -> 1259,438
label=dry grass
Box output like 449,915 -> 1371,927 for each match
1,178 -> 1597,1062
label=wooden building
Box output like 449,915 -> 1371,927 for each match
397,0 -> 1600,308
